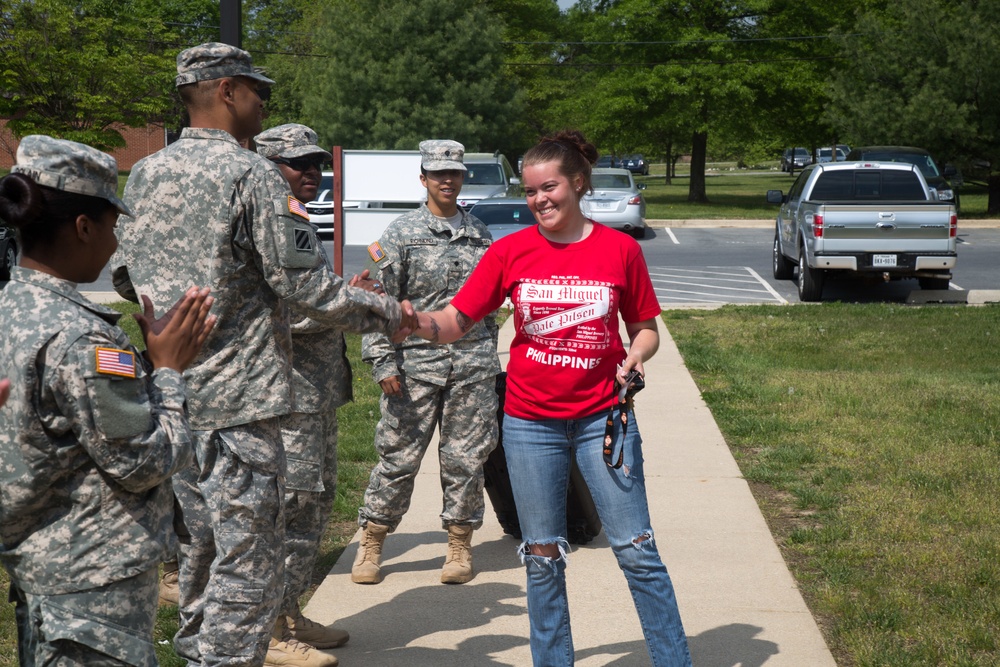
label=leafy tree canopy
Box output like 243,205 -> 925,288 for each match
0,0 -> 216,151
298,0 -> 524,154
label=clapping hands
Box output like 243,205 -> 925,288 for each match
134,287 -> 217,372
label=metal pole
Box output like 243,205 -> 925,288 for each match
333,146 -> 344,277
220,0 -> 242,47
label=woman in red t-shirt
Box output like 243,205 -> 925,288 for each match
410,131 -> 692,667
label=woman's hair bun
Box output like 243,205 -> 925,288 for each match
0,173 -> 46,230
548,130 -> 599,166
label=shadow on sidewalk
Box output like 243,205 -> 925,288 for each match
334,581 -> 528,665
688,623 -> 779,667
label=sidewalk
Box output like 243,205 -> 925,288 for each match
303,317 -> 838,666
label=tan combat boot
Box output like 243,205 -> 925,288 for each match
351,522 -> 389,584
441,524 -> 474,584
265,615 -> 339,667
158,560 -> 179,606
286,607 -> 350,649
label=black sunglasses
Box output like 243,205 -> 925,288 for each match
271,156 -> 325,172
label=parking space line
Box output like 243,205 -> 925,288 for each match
664,228 -> 679,245
745,267 -> 788,304
648,266 -> 787,305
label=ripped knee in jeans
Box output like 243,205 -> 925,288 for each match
631,529 -> 655,549
518,537 -> 569,566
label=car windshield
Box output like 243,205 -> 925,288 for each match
591,174 -> 633,189
471,205 -> 534,225
794,148 -> 809,157
861,152 -> 941,179
465,165 -> 504,185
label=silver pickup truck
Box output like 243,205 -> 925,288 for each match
767,162 -> 957,301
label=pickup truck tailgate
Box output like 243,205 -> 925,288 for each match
815,204 -> 955,253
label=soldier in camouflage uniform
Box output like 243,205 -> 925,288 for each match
110,44 -> 414,667
253,124 -> 358,651
354,140 -> 500,586
0,135 -> 215,666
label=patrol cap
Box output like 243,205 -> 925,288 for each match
11,135 -> 133,217
175,42 -> 276,88
419,139 -> 466,172
254,124 -> 332,161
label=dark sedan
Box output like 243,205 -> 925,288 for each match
468,198 -> 536,240
622,154 -> 650,176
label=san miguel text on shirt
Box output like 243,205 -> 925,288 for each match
516,277 -> 617,363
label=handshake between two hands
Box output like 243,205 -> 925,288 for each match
346,269 -> 421,343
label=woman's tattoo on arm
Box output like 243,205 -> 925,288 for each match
457,311 -> 475,333
427,316 -> 441,344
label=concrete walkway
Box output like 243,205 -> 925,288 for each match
303,317 -> 838,666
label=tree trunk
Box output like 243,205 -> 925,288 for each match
988,172 -> 1000,216
688,130 -> 709,203
663,140 -> 672,185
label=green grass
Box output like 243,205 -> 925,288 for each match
664,304 -> 1000,667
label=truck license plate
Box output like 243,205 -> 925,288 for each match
873,254 -> 897,267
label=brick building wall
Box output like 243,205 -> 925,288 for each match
0,120 -> 166,170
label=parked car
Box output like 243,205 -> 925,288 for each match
622,154 -> 650,176
845,146 -> 960,211
767,162 -> 957,300
456,152 -> 521,210
468,198 -> 536,240
595,155 -> 621,169
582,168 -> 647,238
0,223 -> 17,281
816,147 -> 847,163
304,171 -> 363,238
781,147 -> 812,172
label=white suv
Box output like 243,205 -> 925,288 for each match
457,152 -> 521,210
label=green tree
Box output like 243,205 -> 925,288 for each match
298,0 -> 523,153
746,0 -> 864,166
482,0 -> 564,153
827,0 -> 1000,212
0,0 -> 183,151
563,0 -> 772,201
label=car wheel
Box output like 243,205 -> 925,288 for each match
772,231 -> 794,280
918,276 -> 951,290
0,240 -> 15,281
797,244 -> 824,302
631,226 -> 646,239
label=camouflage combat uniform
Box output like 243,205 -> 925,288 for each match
360,204 -> 500,531
0,267 -> 194,666
279,237 -> 354,615
254,121 -> 355,620
111,127 -> 402,667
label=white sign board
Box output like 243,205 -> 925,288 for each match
342,150 -> 425,203
343,208 -> 410,246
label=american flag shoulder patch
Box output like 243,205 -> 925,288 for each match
288,196 -> 309,220
368,241 -> 386,262
95,347 -> 136,378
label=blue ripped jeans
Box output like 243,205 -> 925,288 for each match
503,410 -> 692,667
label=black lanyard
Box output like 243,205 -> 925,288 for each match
603,399 -> 630,469
603,372 -> 644,469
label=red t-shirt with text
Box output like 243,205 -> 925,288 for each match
451,223 -> 661,420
